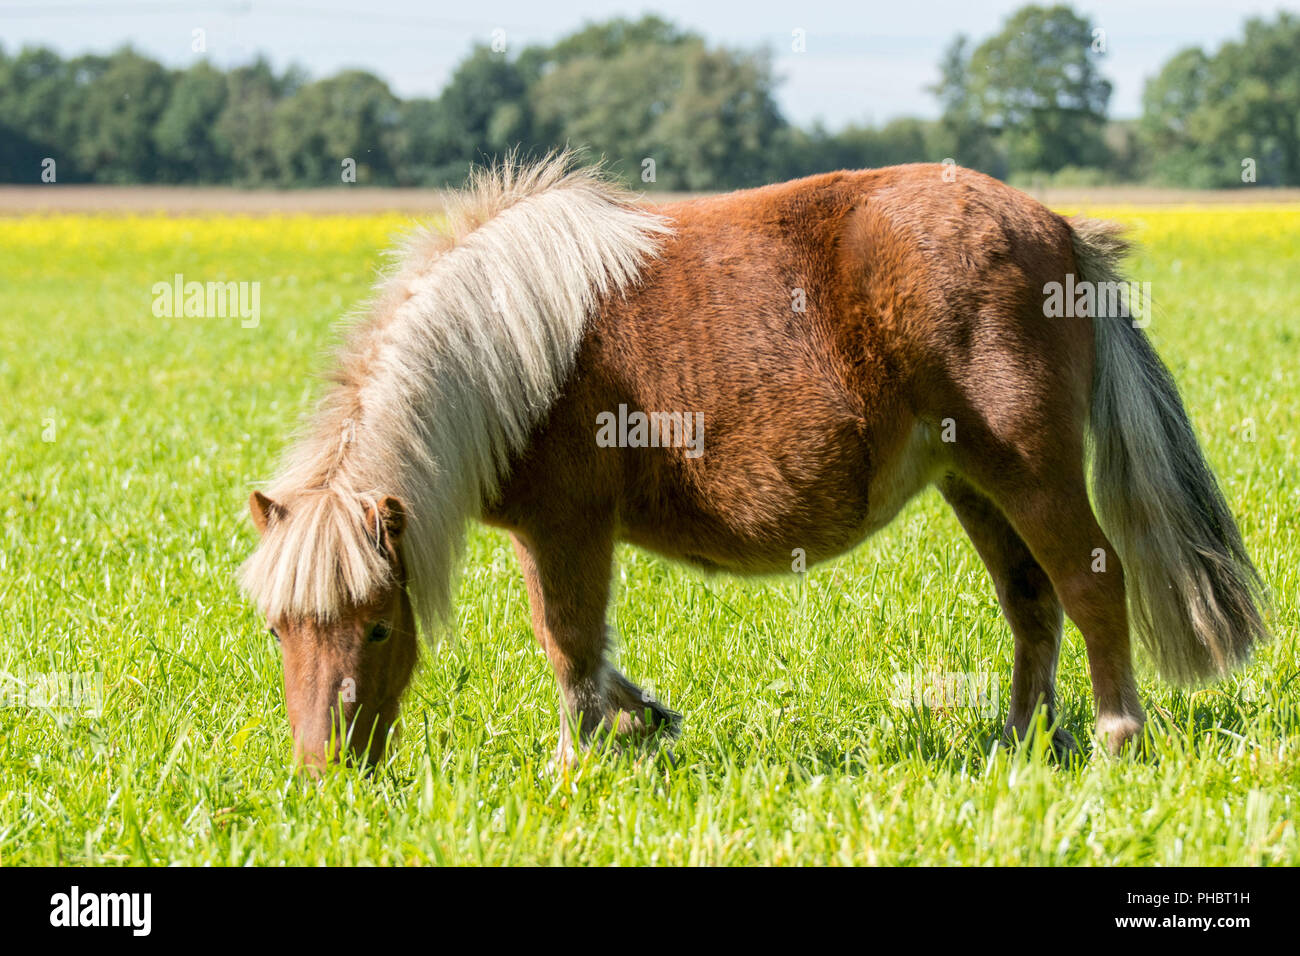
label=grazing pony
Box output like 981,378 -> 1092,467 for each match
241,154 -> 1268,769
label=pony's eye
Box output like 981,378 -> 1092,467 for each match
368,622 -> 391,643
268,627 -> 280,644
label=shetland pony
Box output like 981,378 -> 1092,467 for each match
241,154 -> 1268,769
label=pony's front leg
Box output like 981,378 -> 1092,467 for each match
510,528 -> 678,766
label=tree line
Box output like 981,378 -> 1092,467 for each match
2,5 -> 1297,189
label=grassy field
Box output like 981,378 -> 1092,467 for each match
1,206 -> 1297,865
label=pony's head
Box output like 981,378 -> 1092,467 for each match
243,489 -> 418,771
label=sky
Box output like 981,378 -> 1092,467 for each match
3,0 -> 1296,127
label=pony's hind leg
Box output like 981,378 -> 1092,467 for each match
510,529 -> 678,765
948,446 -> 1145,754
939,475 -> 1075,754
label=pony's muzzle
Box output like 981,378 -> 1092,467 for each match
290,691 -> 392,774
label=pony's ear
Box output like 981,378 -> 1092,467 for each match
364,496 -> 406,549
248,491 -> 286,536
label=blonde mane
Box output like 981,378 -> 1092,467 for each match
240,153 -> 672,633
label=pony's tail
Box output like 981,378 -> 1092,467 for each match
1071,217 -> 1270,684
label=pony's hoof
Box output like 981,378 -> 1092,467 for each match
1050,726 -> 1079,758
1096,713 -> 1145,755
550,742 -> 579,773
1002,716 -> 1076,760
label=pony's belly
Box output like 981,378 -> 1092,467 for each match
620,519 -> 871,575
618,420 -> 942,575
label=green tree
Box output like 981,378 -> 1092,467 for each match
1139,48 -> 1219,186
270,70 -> 401,185
771,118 -> 935,180
650,43 -> 784,189
64,48 -> 172,182
0,46 -> 78,181
389,98 -> 447,186
213,59 -> 302,185
1224,14 -> 1300,185
929,35 -> 1007,177
544,15 -> 690,63
154,62 -> 229,183
941,5 -> 1111,175
530,17 -> 784,189
1141,13 -> 1300,186
406,45 -> 536,185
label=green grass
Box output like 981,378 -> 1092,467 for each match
1,209 -> 1297,865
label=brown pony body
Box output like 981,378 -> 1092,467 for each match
243,158 -> 1267,768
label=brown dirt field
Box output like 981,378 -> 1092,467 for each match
1018,185 -> 1300,206
1,184 -> 1298,216
0,185 -> 700,216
